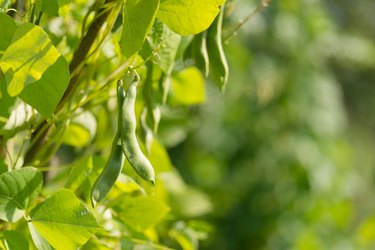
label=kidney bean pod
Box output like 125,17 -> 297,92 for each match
121,73 -> 155,184
90,83 -> 126,207
207,7 -> 229,91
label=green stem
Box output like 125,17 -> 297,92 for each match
23,0 -> 122,168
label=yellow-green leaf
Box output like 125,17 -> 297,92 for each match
0,23 -> 60,96
114,196 -> 170,232
171,67 -> 205,105
158,0 -> 225,35
30,189 -> 100,250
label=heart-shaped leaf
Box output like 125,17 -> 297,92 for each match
0,167 -> 42,222
29,189 -> 100,250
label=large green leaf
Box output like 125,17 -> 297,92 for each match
114,196 -> 170,232
0,167 -> 42,222
0,23 -> 61,96
0,13 -> 16,53
0,230 -> 29,250
28,222 -> 53,250
158,0 -> 225,35
120,0 -> 159,57
29,189 -> 100,250
19,56 -> 69,118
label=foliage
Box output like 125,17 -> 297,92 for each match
1,0 -> 375,249
0,0 -> 229,249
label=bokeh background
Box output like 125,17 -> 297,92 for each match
161,0 -> 375,249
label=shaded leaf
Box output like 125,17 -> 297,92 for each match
42,0 -> 59,16
120,0 -> 159,57
0,230 -> 29,250
19,56 -> 69,119
0,167 -> 42,222
148,19 -> 181,73
0,13 -> 16,53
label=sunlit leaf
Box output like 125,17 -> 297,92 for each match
158,0 -> 225,35
30,189 -> 100,250
114,196 -> 170,232
171,67 -> 205,105
28,222 -> 53,250
0,23 -> 61,96
169,222 -> 198,250
148,139 -> 173,172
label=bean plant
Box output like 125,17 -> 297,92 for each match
0,0 -> 269,249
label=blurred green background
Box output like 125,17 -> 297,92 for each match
161,0 -> 375,249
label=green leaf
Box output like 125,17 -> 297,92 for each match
0,23 -> 61,96
169,222 -> 198,250
28,222 -> 53,250
0,13 -> 16,53
62,110 -> 97,147
114,196 -> 170,232
0,167 -> 43,222
148,139 -> 173,172
158,0 -> 225,35
65,156 -> 93,192
41,0 -> 59,16
0,71 -> 16,129
120,0 -> 159,57
29,189 -> 100,250
148,19 -> 181,73
19,56 -> 69,119
171,67 -> 205,105
0,158 -> 7,175
0,0 -> 11,11
0,230 -> 29,250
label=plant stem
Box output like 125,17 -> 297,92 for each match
23,0 -> 121,167
224,0 -> 271,42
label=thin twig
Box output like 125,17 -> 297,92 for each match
224,0 -> 271,42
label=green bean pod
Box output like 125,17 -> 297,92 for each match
91,84 -> 126,207
207,7 -> 229,91
193,31 -> 210,77
121,74 -> 155,184
183,32 -> 209,77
